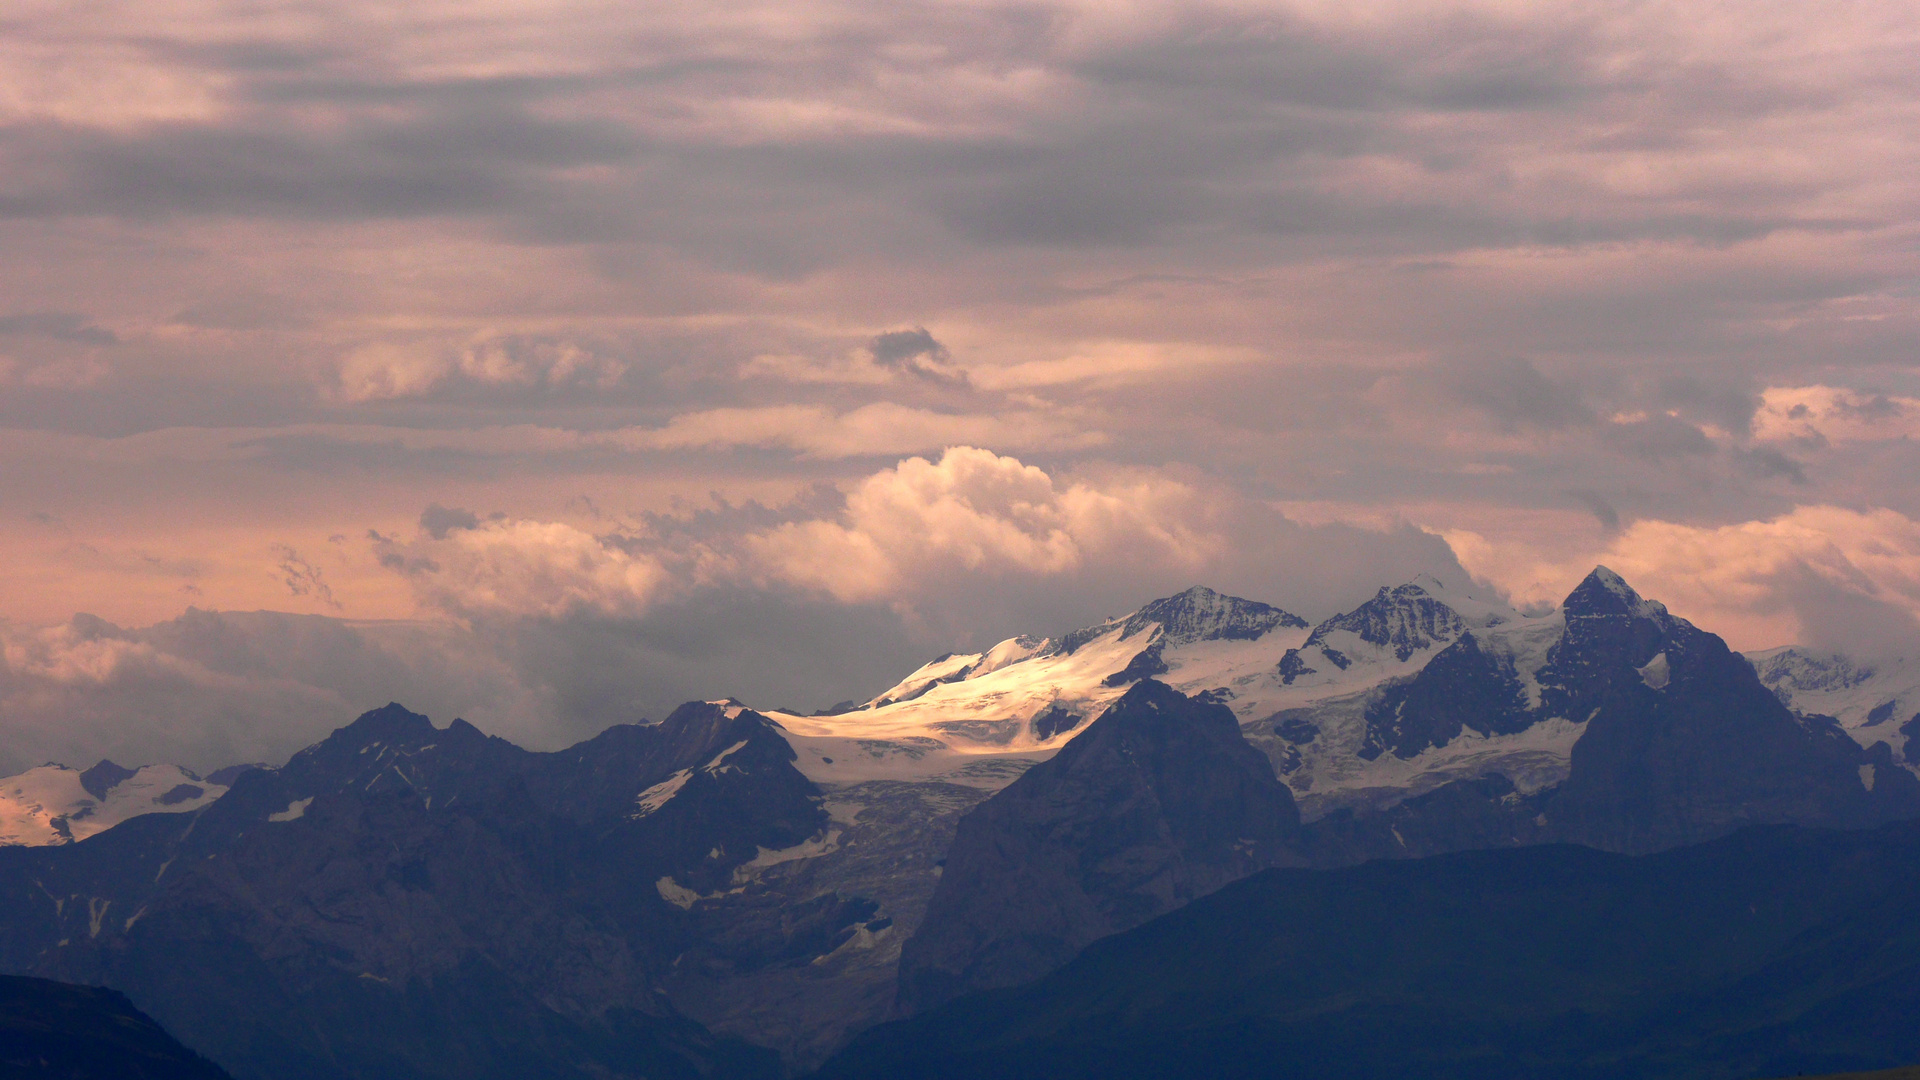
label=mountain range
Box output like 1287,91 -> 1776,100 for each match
1,566 -> 1917,1078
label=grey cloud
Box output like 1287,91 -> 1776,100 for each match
1832,392 -> 1905,420
485,590 -> 929,729
0,0 -> 1852,267
420,504 -> 481,539
271,544 -> 341,609
0,610 -> 542,775
1078,9 -> 1609,114
1734,446 -> 1808,484
1566,489 -> 1622,533
641,485 -> 849,543
171,293 -> 310,331
1445,357 -> 1594,431
0,312 -> 117,345
0,93 -> 634,222
871,328 -> 944,368
1769,562 -> 1920,660
1601,415 -> 1714,460
1654,374 -> 1761,436
867,327 -> 968,386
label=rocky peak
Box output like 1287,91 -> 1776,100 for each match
1304,581 -> 1466,662
78,759 -> 138,800
653,700 -> 796,771
1054,587 -> 1306,657
328,702 -> 438,748
265,703 -> 507,812
1562,566 -> 1667,621
1121,586 -> 1307,647
1545,568 -> 1693,688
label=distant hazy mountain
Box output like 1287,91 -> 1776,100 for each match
1,762 -> 228,846
1750,647 -> 1920,765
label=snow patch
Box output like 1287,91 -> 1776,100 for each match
268,797 -> 313,823
1638,652 -> 1671,690
702,741 -> 751,775
633,770 -> 691,817
655,876 -> 702,910
731,830 -> 843,885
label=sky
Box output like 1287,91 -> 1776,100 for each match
3,0 -> 1919,773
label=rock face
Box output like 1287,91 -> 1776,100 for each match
1355,629 -> 1535,760
896,680 -> 1306,1012
1541,569 -> 1920,852
0,973 -> 235,1079
1116,586 -> 1308,646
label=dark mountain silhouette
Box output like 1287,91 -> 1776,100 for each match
820,820 -> 1920,1080
0,973 -> 233,1079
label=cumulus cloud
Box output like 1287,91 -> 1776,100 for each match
1595,506 -> 1920,656
323,448 -> 1471,715
0,312 -> 117,346
746,447 -> 1212,603
375,518 -> 676,620
721,447 -> 1475,639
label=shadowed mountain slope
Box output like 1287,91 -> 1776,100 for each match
0,973 -> 233,1079
896,680 -> 1306,1011
821,819 -> 1920,1080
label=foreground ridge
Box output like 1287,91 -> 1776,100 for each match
818,819 -> 1920,1080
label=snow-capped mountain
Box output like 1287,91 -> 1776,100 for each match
764,586 -> 1312,790
1749,647 -> 1920,767
763,576 -> 1572,818
0,761 -> 229,846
